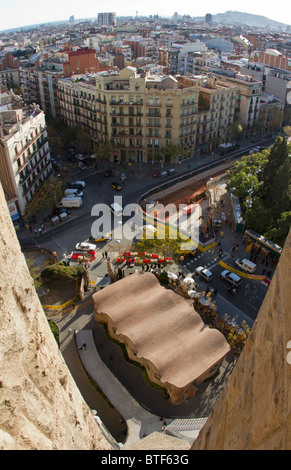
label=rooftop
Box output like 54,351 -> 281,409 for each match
93,272 -> 230,390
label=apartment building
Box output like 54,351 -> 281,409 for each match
97,12 -> 116,26
58,67 -> 238,163
124,37 -> 158,61
29,69 -> 62,118
257,92 -> 284,130
217,73 -> 263,128
177,76 -> 237,151
0,97 -> 52,217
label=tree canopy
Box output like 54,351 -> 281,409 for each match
227,136 -> 291,246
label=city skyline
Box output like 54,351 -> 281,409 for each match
0,0 -> 290,32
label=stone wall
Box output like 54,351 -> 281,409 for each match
191,229 -> 291,450
0,184 -> 110,450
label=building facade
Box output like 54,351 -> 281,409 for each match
0,98 -> 52,217
58,67 -> 238,163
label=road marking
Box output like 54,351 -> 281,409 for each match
208,254 -> 231,271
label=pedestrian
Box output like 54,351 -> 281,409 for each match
102,252 -> 105,259
82,343 -> 87,350
68,328 -> 72,335
109,354 -> 113,361
213,289 -> 217,296
105,251 -> 108,258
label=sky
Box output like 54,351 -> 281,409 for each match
0,0 -> 290,32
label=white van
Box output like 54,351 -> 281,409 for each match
235,258 -> 257,273
110,202 -> 123,217
58,197 -> 83,208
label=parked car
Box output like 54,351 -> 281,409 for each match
194,266 -> 214,282
58,197 -> 82,208
53,207 -> 71,216
51,156 -> 61,165
69,148 -> 76,155
249,146 -> 261,154
68,156 -> 76,163
104,169 -> 112,177
76,154 -> 84,160
71,180 -> 86,188
112,182 -> 122,191
67,184 -> 84,191
120,173 -> 127,181
152,170 -> 159,177
220,270 -> 242,287
75,242 -> 97,251
89,233 -> 112,243
78,162 -> 86,170
235,258 -> 256,273
65,191 -> 84,198
65,188 -> 83,196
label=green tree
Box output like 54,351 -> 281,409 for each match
227,150 -> 268,201
227,151 -> 268,202
76,126 -> 91,154
265,211 -> 291,246
164,143 -> 181,163
136,224 -> 189,261
24,176 -> 65,220
266,106 -> 284,132
41,263 -> 85,281
245,197 -> 273,233
93,141 -> 115,164
263,136 -> 288,199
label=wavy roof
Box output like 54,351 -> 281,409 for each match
93,272 -> 230,389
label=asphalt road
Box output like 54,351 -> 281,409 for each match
34,136 -> 275,324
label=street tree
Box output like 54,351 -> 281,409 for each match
263,136 -> 288,196
136,224 -> 190,261
245,197 -> 273,234
266,211 -> 291,247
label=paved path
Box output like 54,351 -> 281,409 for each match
75,329 -> 176,447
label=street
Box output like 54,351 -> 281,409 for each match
33,152 -> 270,328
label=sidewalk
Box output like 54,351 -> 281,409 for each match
75,329 -> 177,448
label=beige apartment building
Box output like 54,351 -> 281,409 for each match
58,67 -> 237,163
216,73 -> 263,130
0,96 -> 51,218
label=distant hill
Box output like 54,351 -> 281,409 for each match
194,10 -> 289,30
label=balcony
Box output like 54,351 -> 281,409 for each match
21,158 -> 52,196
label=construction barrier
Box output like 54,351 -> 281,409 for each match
42,295 -> 79,312
197,241 -> 217,253
218,260 -> 266,280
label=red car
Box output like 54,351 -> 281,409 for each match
152,170 -> 159,177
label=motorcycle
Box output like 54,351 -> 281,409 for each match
228,286 -> 236,295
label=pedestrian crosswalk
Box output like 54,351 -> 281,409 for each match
184,248 -> 229,270
166,417 -> 208,432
